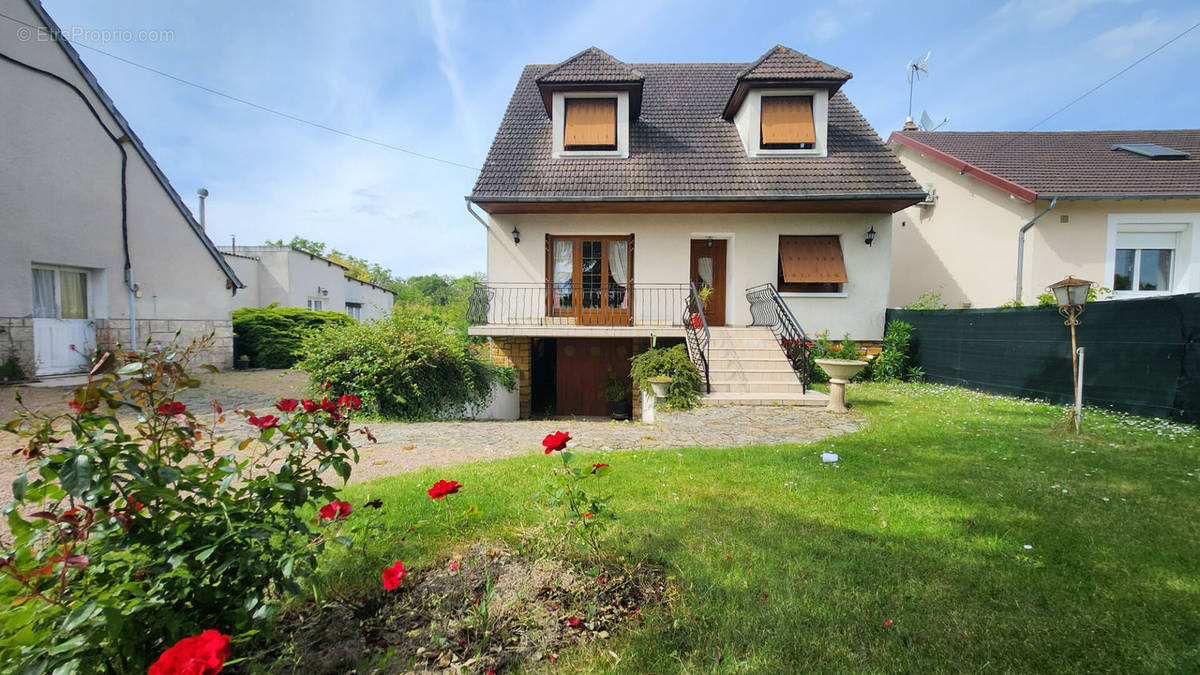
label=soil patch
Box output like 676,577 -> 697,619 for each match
261,546 -> 668,673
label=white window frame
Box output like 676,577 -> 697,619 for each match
733,88 -> 829,158
31,264 -> 92,319
306,298 -> 325,311
552,91 -> 629,159
1104,213 -> 1199,298
345,303 -> 363,320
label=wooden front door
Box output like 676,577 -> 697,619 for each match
555,338 -> 630,416
548,235 -> 633,326
690,239 -> 727,326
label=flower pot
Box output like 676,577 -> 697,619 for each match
690,316 -> 703,329
610,398 -> 631,421
234,359 -> 250,371
648,377 -> 671,398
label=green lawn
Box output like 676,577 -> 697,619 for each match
314,383 -> 1200,673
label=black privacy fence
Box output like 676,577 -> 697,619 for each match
887,294 -> 1200,423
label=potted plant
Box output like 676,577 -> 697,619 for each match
647,375 -> 672,398
603,370 -> 632,421
235,354 -> 250,371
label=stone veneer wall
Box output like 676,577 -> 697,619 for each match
0,318 -> 35,380
94,319 -> 234,370
487,337 -> 532,419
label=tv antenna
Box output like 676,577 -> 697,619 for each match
906,52 -> 930,120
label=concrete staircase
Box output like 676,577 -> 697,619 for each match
700,327 -> 827,406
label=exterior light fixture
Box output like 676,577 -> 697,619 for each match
864,226 -> 876,247
318,286 -> 329,296
511,226 -> 520,245
707,236 -> 713,248
1047,275 -> 1094,433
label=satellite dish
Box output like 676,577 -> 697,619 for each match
919,110 -> 951,131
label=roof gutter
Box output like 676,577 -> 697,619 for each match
467,191 -> 927,204
1015,198 -> 1056,303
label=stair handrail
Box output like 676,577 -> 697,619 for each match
682,282 -> 711,394
745,283 -> 810,392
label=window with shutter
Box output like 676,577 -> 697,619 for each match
760,96 -> 815,149
777,235 -> 847,293
564,98 -> 617,150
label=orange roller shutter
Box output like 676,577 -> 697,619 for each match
564,98 -> 617,148
779,236 -> 848,283
761,96 -> 815,146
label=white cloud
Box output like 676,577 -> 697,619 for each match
429,0 -> 482,151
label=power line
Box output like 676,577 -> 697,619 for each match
0,10 -> 481,172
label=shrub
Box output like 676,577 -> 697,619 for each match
0,353 -> 24,382
630,344 -> 702,410
233,306 -> 353,369
0,338 -> 370,673
902,292 -> 948,310
871,320 -> 916,382
296,314 -> 512,420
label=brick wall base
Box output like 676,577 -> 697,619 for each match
0,318 -> 34,381
488,337 -> 532,419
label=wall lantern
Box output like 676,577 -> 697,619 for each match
1047,275 -> 1094,433
864,226 -> 876,247
511,226 -> 520,245
317,286 -> 329,297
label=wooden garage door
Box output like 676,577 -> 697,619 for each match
555,338 -> 630,416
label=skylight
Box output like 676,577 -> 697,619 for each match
1111,143 -> 1189,160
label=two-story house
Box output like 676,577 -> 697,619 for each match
467,46 -> 924,417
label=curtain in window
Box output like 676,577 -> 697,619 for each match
552,240 -> 573,308
59,271 -> 88,319
608,240 -> 629,308
32,269 -> 56,319
697,257 -> 714,289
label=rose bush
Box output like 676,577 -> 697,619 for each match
149,629 -> 231,675
0,337 -> 373,673
538,431 -> 614,554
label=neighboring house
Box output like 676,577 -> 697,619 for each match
467,46 -> 924,417
0,0 -> 242,376
219,246 -> 395,321
888,130 -> 1200,308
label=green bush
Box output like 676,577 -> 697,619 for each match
297,314 -> 512,420
902,292 -> 948,310
233,306 -> 353,369
630,344 -> 702,410
871,320 -> 916,382
0,338 -> 365,672
807,333 -> 863,384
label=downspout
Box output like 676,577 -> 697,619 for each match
465,198 -> 488,229
1015,197 -> 1056,303
0,51 -> 137,346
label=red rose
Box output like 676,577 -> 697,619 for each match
427,479 -> 462,500
337,394 -> 362,410
591,463 -> 610,473
247,414 -> 279,429
149,629 -> 231,675
382,560 -> 407,590
68,399 -> 97,414
318,500 -> 352,521
276,399 -> 299,412
301,399 -> 320,413
566,617 -> 582,628
156,401 -> 186,416
319,398 -> 338,413
883,619 -> 893,627
584,512 -> 593,518
542,431 -> 571,454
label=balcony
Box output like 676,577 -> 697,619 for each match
466,282 -> 695,337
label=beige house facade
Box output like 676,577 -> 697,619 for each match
1,0 -> 242,376
468,46 -> 923,418
220,246 -> 395,322
889,130 -> 1200,308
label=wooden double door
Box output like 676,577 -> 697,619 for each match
690,239 -> 726,326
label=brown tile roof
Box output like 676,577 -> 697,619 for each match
472,59 -> 920,202
737,45 -> 852,83
535,46 -> 644,84
893,130 -> 1200,198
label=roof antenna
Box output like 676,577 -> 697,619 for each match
904,52 -> 930,130
919,110 -> 950,132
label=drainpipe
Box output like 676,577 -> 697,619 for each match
1015,197 -> 1057,303
465,198 -> 488,229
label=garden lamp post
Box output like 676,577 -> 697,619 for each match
1047,276 -> 1094,432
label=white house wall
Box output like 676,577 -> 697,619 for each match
1,0 -> 235,370
484,212 -> 892,340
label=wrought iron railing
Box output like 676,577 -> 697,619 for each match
682,282 -> 711,393
467,282 -> 692,327
745,283 -> 810,391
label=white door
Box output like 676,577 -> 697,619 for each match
32,267 -> 95,376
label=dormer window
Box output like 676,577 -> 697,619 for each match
564,98 -> 617,151
760,96 -> 815,149
551,92 -> 629,158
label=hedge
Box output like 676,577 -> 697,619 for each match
233,306 -> 354,369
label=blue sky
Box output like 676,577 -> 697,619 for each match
31,0 -> 1200,278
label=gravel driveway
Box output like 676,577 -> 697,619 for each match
1,370 -> 861,504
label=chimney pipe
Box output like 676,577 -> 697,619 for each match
230,234 -> 236,255
196,187 -> 209,231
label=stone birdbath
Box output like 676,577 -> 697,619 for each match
814,359 -> 868,413
642,376 -> 672,423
